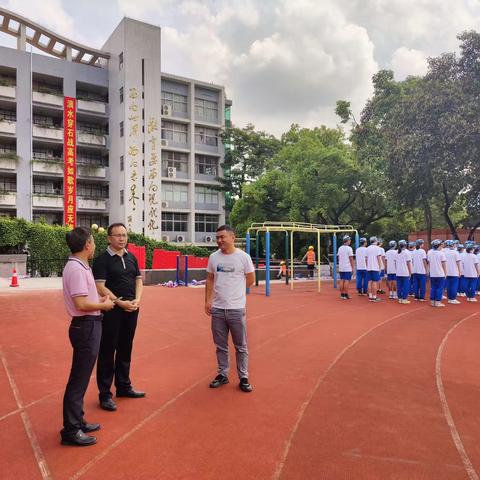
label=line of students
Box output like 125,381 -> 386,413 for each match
338,236 -> 480,306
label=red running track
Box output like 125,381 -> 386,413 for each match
0,285 -> 479,480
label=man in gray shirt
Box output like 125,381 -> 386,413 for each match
205,225 -> 255,392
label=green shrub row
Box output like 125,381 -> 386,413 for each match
0,217 -> 211,276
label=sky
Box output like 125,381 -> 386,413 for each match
0,0 -> 479,136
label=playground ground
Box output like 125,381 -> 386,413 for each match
1,281 -> 479,480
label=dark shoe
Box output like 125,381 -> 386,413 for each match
209,374 -> 229,388
116,389 -> 146,398
239,377 -> 253,393
100,398 -> 117,411
81,422 -> 100,433
61,429 -> 97,446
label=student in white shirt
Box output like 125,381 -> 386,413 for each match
463,244 -> 480,302
377,238 -> 386,295
395,240 -> 413,304
411,239 -> 428,301
407,242 -> 416,296
338,235 -> 354,300
444,240 -> 462,304
457,244 -> 467,296
365,236 -> 384,302
427,239 -> 447,307
475,245 -> 480,294
384,240 -> 398,300
355,237 -> 368,296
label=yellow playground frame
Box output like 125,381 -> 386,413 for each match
246,222 -> 358,296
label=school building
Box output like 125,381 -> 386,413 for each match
0,7 -> 230,246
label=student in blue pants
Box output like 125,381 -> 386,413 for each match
475,245 -> 480,295
407,242 -> 416,296
395,240 -> 412,304
355,237 -> 368,295
444,240 -> 461,304
427,239 -> 447,307
463,244 -> 480,302
457,244 -> 467,296
411,239 -> 427,301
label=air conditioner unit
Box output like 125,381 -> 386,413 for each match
167,166 -> 177,178
160,139 -> 169,147
161,201 -> 169,208
162,104 -> 172,116
204,235 -> 214,243
161,235 -> 170,242
176,234 -> 185,243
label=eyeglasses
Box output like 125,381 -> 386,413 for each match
110,234 -> 128,238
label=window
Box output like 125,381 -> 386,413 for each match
33,212 -> 62,225
0,176 -> 16,192
195,126 -> 218,147
161,151 -> 188,175
195,214 -> 219,233
119,87 -> 124,104
120,189 -> 124,205
161,121 -> 188,144
195,155 -> 218,176
33,114 -> 60,128
77,214 -> 108,228
161,183 -> 188,203
120,155 -> 124,171
0,110 -> 16,122
161,91 -> 188,113
77,183 -> 108,199
195,185 -> 218,204
77,123 -> 106,135
33,181 -> 62,195
77,151 -> 105,167
161,212 -> 188,232
120,121 -> 124,137
195,98 -> 218,121
0,144 -> 15,154
32,148 -> 61,161
119,52 -> 124,70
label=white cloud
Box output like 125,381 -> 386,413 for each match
390,47 -> 428,79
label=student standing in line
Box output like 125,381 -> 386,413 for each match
463,244 -> 480,302
384,240 -> 398,300
444,240 -> 462,304
411,239 -> 428,301
338,235 -> 355,300
427,239 -> 447,307
355,237 -> 368,296
301,246 -> 316,279
206,225 -> 255,392
61,227 -> 114,446
395,240 -> 413,304
457,244 -> 467,297
377,238 -> 386,295
407,242 -> 416,296
475,245 -> 480,295
365,236 -> 384,303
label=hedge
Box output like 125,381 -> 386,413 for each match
0,217 -> 211,276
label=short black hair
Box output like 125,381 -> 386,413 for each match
66,227 -> 92,254
108,223 -> 127,235
216,224 -> 235,234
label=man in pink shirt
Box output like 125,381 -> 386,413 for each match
61,227 -> 114,446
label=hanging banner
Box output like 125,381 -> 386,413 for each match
63,97 -> 77,228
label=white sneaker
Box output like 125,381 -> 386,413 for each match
448,299 -> 461,304
469,298 -> 478,302
435,302 -> 446,307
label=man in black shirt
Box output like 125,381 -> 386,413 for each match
92,223 -> 145,411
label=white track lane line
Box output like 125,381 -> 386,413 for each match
435,312 -> 479,480
0,347 -> 52,480
272,306 -> 428,480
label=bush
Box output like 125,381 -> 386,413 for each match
0,217 -> 211,276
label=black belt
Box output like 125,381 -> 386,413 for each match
72,315 -> 103,321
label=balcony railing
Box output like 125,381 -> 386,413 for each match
32,193 -> 63,209
32,125 -> 63,141
77,99 -> 107,114
0,120 -> 16,135
0,191 -> 16,207
32,90 -> 63,107
0,85 -> 16,100
77,197 -> 108,210
0,152 -> 18,170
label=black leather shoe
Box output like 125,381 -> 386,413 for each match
239,377 -> 253,393
81,422 -> 101,433
209,374 -> 229,388
100,398 -> 117,411
61,429 -> 97,446
116,389 -> 146,398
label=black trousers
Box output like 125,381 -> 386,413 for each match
97,306 -> 139,400
63,316 -> 102,434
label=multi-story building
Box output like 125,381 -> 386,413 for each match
0,8 -> 229,245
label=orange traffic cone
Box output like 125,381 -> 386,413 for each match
10,268 -> 19,287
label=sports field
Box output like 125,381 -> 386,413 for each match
1,284 -> 479,479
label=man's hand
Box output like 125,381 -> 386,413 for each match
205,301 -> 212,316
117,299 -> 138,312
131,298 -> 141,309
100,296 -> 115,311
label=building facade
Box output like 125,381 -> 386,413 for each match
0,8 -> 228,245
